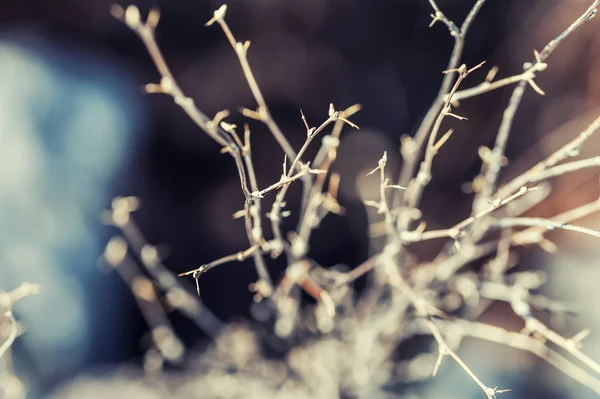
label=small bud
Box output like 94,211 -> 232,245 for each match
125,5 -> 141,28
205,4 -> 227,26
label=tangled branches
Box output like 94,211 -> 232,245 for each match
88,1 -> 600,398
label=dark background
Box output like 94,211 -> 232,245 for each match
2,0 -> 600,397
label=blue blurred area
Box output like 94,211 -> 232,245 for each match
0,34 -> 143,396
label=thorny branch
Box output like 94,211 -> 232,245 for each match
104,1 -> 600,398
473,0 -> 600,212
393,0 -> 487,208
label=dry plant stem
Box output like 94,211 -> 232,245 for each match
296,105 -> 360,238
112,4 -> 600,396
474,0 -> 600,212
209,6 -> 316,214
434,198 -> 600,280
387,269 -> 504,398
272,260 -> 336,325
254,168 -> 324,198
240,125 -> 273,295
525,317 -> 600,375
488,227 -> 512,280
393,0 -> 486,207
512,199 -> 600,246
0,282 -> 41,309
390,63 -> 481,288
288,114 -> 337,175
479,288 -> 596,376
441,320 -> 600,395
113,7 -> 277,286
401,186 -> 534,243
336,256 -> 378,286
473,81 -> 527,212
496,116 -> 600,200
0,283 -> 40,360
223,127 -> 273,289
0,311 -> 17,360
528,156 -> 600,181
113,251 -> 184,363
449,63 -> 547,102
179,244 -> 262,278
118,219 -> 224,336
270,114 -> 340,257
427,318 -> 504,399
501,182 -> 551,217
479,281 -> 574,315
116,8 -> 229,148
511,295 -> 600,376
399,62 -> 480,233
209,6 -> 296,163
369,151 -> 396,229
498,217 -> 600,239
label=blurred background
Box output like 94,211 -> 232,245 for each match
1,0 -> 600,398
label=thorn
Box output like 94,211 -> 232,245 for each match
467,60 -> 486,74
527,78 -> 545,95
300,109 -> 310,131
572,328 -> 592,345
340,116 -> 359,129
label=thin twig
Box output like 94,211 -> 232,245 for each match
443,319 -> 600,395
507,289 -> 600,375
0,311 -> 18,360
105,237 -> 185,363
394,62 -> 482,259
106,197 -> 224,335
434,198 -> 600,280
178,244 -> 262,279
296,105 -> 361,248
393,0 -> 487,208
427,318 -> 508,399
270,105 -> 357,258
498,217 -> 600,239
401,186 -> 536,243
528,156 -> 600,182
448,62 -> 548,102
473,1 -> 600,212
387,268 -> 505,399
206,5 -> 296,162
496,116 -> 600,199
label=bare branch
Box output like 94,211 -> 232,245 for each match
393,0 -> 487,208
0,311 -> 18,360
498,217 -> 600,239
496,116 -> 600,199
473,1 -> 600,212
206,5 -> 296,162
